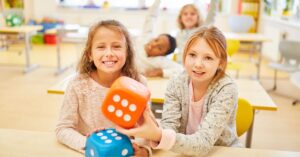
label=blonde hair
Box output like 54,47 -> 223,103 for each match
177,4 -> 203,30
182,26 -> 227,83
77,20 -> 140,82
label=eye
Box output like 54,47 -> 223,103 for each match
204,56 -> 213,60
188,53 -> 196,57
113,45 -> 122,49
97,46 -> 105,49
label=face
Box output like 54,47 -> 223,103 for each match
184,38 -> 221,85
89,27 -> 127,75
144,35 -> 170,57
181,6 -> 198,29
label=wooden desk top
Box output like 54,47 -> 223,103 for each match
0,25 -> 43,33
1,129 -> 299,157
48,76 -> 277,111
146,78 -> 277,111
224,32 -> 271,42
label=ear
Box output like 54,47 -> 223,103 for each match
86,52 -> 92,62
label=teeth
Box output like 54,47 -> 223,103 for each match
103,61 -> 116,65
194,71 -> 204,74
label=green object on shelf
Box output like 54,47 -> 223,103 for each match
31,33 -> 44,44
5,14 -> 23,27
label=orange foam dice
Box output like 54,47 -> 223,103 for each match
101,76 -> 150,128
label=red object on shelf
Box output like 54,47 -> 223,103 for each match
44,34 -> 56,44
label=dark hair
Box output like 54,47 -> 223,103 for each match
77,20 -> 140,82
162,34 -> 177,55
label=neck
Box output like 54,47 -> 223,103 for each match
93,70 -> 122,88
191,79 -> 212,101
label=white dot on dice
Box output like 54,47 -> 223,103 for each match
101,136 -> 108,140
122,149 -> 128,156
90,149 -> 95,157
121,99 -> 128,107
124,114 -> 131,122
129,104 -> 137,112
106,130 -> 113,133
105,139 -> 112,143
108,105 -> 115,112
115,136 -> 122,140
96,132 -> 103,136
111,133 -> 118,137
116,110 -> 123,117
113,95 -> 120,102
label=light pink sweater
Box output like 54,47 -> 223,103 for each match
55,74 -> 116,153
55,74 -> 150,154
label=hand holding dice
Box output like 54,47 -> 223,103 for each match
85,77 -> 150,157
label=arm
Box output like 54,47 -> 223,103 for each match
168,83 -> 238,156
146,58 -> 183,78
203,0 -> 219,26
142,0 -> 161,38
55,81 -> 86,153
161,59 -> 184,78
160,77 -> 183,131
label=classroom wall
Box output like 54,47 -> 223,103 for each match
26,0 -> 231,35
259,16 -> 300,61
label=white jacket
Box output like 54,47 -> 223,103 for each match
135,0 -> 183,78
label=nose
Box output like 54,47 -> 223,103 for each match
194,58 -> 204,68
103,47 -> 115,57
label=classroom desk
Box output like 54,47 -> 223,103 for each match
47,76 -> 277,148
47,25 -> 88,75
224,32 -> 271,80
1,129 -> 299,157
0,25 -> 42,73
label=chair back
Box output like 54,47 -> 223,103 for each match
236,98 -> 253,137
226,39 -> 240,57
279,40 -> 300,67
228,15 -> 254,33
290,72 -> 300,89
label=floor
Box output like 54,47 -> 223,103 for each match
0,43 -> 299,152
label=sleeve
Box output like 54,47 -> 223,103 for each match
203,0 -> 219,26
161,58 -> 184,78
160,78 -> 182,132
55,80 -> 86,154
168,83 -> 238,156
142,0 -> 161,38
134,137 -> 153,157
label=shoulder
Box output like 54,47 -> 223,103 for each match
166,71 -> 189,92
66,73 -> 91,92
210,75 -> 238,95
139,74 -> 148,86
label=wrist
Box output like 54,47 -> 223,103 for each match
153,127 -> 162,142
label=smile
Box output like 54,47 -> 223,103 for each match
102,61 -> 117,65
193,70 -> 205,76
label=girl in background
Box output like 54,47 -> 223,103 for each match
55,20 -> 150,156
118,26 -> 241,156
176,0 -> 219,63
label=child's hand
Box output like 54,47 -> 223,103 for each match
117,106 -> 162,142
86,127 -> 105,137
131,143 -> 149,157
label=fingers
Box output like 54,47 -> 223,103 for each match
116,126 -> 138,137
86,127 -> 106,137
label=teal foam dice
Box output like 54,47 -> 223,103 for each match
85,128 -> 133,157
